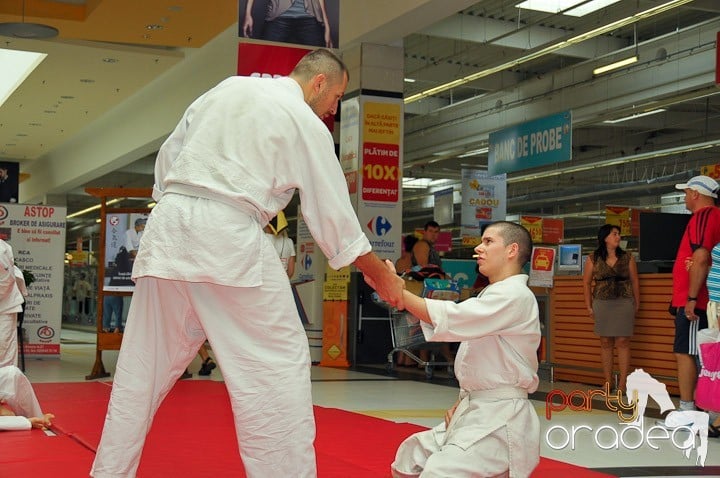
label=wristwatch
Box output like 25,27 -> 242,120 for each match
687,297 -> 697,301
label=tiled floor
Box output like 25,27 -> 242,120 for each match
18,328 -> 720,477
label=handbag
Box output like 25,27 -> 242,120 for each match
696,328 -> 720,412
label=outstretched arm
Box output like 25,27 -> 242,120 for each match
355,252 -> 405,309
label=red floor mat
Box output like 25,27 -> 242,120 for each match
18,381 -> 615,478
3,430 -> 95,476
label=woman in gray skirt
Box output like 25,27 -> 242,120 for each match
583,224 -> 640,393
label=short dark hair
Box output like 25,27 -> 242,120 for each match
424,220 -> 440,230
291,49 -> 348,85
486,221 -> 533,267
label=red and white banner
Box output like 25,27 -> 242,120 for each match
237,42 -> 335,130
237,42 -> 310,77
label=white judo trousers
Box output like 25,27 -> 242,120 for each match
91,239 -> 316,477
0,313 -> 17,368
0,244 -> 25,369
392,389 -> 537,478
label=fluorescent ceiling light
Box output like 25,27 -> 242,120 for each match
402,177 -> 433,189
508,138 -> 720,183
0,48 -> 46,108
603,108 -> 666,124
457,147 -> 489,158
592,55 -> 638,75
67,198 -> 124,219
515,0 -> 622,17
405,0 -> 692,104
430,179 -> 455,187
403,78 -> 416,83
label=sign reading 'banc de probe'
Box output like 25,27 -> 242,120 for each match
488,111 -> 572,175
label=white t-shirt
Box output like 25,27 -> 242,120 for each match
267,233 -> 295,272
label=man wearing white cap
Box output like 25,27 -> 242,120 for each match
671,175 -> 720,412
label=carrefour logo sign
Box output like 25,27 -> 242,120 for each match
366,216 -> 392,237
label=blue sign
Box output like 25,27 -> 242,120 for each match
488,111 -> 572,175
440,259 -> 479,290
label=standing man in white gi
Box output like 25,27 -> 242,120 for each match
91,49 -> 405,478
0,240 -> 25,368
370,221 -> 540,477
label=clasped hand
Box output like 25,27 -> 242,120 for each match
364,260 -> 406,310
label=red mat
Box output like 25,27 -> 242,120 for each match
22,381 -> 615,477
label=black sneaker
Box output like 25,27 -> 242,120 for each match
198,358 -> 216,376
179,369 -> 193,380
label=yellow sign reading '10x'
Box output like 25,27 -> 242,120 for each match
363,164 -> 398,180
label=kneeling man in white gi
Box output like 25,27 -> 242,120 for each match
371,221 -> 541,477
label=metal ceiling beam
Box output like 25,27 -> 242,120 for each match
418,12 -> 628,59
403,19 -> 719,162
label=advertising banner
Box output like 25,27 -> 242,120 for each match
460,170 -> 507,246
434,187 -> 454,226
542,218 -> 564,244
2,204 -> 66,358
237,42 -> 310,77
441,259 -> 478,290
295,207 -> 320,283
356,96 -> 403,261
700,163 -> 720,179
521,216 -> 544,243
606,206 -> 631,236
103,213 -> 149,292
521,216 -> 564,244
238,0 -> 339,49
339,97 -> 360,206
236,42 -> 335,131
361,101 -> 401,203
323,265 -> 350,301
489,111 -> 572,175
529,246 -> 556,288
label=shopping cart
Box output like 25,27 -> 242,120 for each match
377,278 -> 460,379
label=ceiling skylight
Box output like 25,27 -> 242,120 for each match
515,0 -> 622,17
0,48 -> 46,108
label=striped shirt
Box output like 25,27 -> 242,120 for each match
708,243 -> 720,302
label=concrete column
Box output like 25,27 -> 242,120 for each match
340,43 -> 404,261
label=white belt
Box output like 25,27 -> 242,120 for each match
463,387 -> 528,401
163,184 -> 264,222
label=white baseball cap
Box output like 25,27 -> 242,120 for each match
675,175 -> 719,198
